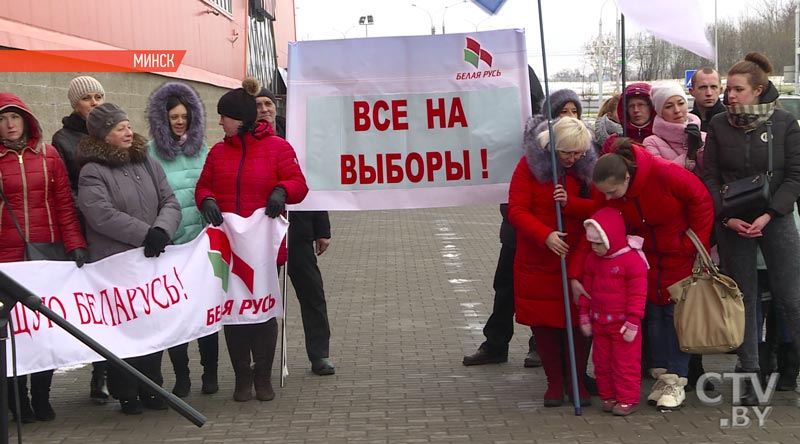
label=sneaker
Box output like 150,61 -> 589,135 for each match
612,402 -> 638,416
648,367 -> 667,380
656,374 -> 687,411
601,399 -> 617,413
647,378 -> 668,405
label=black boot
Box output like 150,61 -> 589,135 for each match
777,342 -> 799,392
759,341 -> 778,387
168,343 -> 191,397
686,354 -> 715,392
30,370 -> 55,421
8,376 -> 36,424
737,372 -> 761,406
201,367 -> 218,395
199,332 -> 219,394
253,319 -> 277,401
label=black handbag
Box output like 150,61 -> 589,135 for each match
720,121 -> 773,218
0,187 -> 69,261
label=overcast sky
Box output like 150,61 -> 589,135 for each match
294,0 -> 756,77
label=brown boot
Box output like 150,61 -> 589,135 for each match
254,371 -> 275,401
233,367 -> 253,402
225,325 -> 253,402
252,319 -> 277,401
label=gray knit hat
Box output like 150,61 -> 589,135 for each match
86,102 -> 129,139
68,76 -> 105,109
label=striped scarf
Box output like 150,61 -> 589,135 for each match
725,102 -> 775,133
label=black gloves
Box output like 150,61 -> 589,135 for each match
201,198 -> 224,226
143,227 -> 171,258
685,123 -> 702,160
265,187 -> 287,218
69,247 -> 89,268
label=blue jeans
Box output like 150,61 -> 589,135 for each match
646,302 -> 690,377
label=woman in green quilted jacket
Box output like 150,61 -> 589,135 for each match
146,81 -> 215,397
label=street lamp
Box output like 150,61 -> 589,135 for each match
442,0 -> 467,35
359,15 -> 374,37
411,4 -> 435,35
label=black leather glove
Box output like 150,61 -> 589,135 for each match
201,198 -> 224,227
143,227 -> 171,258
265,187 -> 287,218
69,247 -> 89,268
685,123 -> 702,160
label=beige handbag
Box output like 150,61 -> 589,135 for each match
668,229 -> 745,354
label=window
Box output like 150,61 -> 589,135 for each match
204,0 -> 232,16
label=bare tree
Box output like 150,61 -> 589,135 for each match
582,0 -> 797,82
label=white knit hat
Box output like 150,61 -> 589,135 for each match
650,82 -> 686,116
68,76 -> 105,109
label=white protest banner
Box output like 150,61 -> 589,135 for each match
1,210 -> 287,376
287,29 -> 530,210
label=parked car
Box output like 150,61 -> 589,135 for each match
779,94 -> 800,124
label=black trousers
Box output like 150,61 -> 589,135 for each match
287,239 -> 331,361
480,244 -> 535,353
107,351 -> 163,401
167,333 -> 219,375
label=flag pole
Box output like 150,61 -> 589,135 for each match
536,0 -> 582,416
280,212 -> 290,387
620,14 -> 628,137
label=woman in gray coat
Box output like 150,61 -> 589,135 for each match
77,102 -> 181,415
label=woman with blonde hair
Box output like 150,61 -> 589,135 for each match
508,116 -> 598,407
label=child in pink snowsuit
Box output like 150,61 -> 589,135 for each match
579,207 -> 649,416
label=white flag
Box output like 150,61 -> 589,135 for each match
617,0 -> 715,60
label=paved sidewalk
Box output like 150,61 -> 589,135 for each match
10,205 -> 800,443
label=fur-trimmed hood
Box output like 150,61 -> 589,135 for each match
146,82 -> 205,160
77,132 -> 149,167
522,115 -> 598,184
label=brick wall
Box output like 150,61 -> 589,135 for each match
0,72 -> 229,145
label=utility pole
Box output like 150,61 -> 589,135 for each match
795,1 -> 799,94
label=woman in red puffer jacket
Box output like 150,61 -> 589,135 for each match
0,92 -> 87,423
195,78 -> 308,404
508,116 -> 598,407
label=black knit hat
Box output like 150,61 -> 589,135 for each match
257,87 -> 277,104
217,77 -> 260,125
